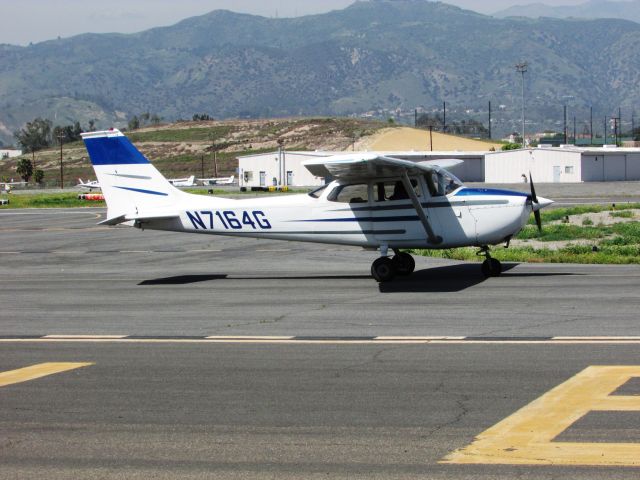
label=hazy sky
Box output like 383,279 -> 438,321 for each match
0,0 -> 595,45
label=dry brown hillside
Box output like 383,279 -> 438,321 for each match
1,118 -> 388,187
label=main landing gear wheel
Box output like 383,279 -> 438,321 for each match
481,258 -> 502,278
371,257 -> 396,283
392,251 -> 415,276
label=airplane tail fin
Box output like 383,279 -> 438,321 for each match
81,129 -> 183,220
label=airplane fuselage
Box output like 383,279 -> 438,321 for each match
136,180 -> 535,250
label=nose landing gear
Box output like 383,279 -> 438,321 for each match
478,246 -> 502,278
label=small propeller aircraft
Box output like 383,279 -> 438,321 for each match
77,178 -> 101,191
81,129 -> 553,282
198,175 -> 235,186
0,180 -> 26,192
167,175 -> 196,187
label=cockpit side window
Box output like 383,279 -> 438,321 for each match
327,183 -> 369,203
375,178 -> 421,202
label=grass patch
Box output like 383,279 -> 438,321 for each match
127,126 -> 234,143
411,244 -> 640,265
0,193 -> 105,208
610,210 -> 635,218
413,204 -> 640,264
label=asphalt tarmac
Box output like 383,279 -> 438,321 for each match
1,208 -> 640,479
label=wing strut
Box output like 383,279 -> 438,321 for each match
400,172 -> 442,245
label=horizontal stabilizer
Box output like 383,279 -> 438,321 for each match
98,213 -> 180,226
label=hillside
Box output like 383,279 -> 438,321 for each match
2,0 -> 640,146
0,118 -> 387,187
494,0 -> 640,22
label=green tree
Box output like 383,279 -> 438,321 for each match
16,158 -> 34,182
34,169 -> 44,185
128,115 -> 140,131
14,117 -> 52,153
501,143 -> 522,150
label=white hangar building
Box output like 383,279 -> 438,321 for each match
485,146 -> 640,183
238,146 -> 640,187
237,151 -> 487,188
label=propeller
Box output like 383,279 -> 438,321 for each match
529,172 -> 542,233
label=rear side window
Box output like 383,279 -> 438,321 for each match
327,184 -> 369,203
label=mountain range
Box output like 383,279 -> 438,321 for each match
1,0 -> 640,146
494,0 -> 640,23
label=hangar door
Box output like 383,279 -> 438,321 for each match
581,156 -> 604,181
603,156 -> 626,181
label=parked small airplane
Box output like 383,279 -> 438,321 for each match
168,175 -> 196,187
82,129 -> 553,281
198,175 -> 235,186
77,178 -> 101,191
0,180 -> 26,192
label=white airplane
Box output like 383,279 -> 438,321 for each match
81,129 -> 553,282
198,175 -> 235,186
168,175 -> 196,187
77,178 -> 101,191
0,180 -> 26,192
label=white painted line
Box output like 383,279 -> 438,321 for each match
376,336 -> 466,340
554,336 -> 640,340
2,337 -> 640,345
205,335 -> 295,340
42,334 -> 128,340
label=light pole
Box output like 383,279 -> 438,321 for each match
515,62 -> 528,146
57,133 -> 65,189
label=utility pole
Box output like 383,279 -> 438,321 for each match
57,133 -> 65,189
590,106 -> 593,145
604,117 -> 608,145
442,101 -> 446,133
429,125 -> 433,151
488,101 -> 492,139
563,105 -> 567,145
414,108 -> 418,127
573,116 -> 576,144
200,154 -> 204,179
209,132 -> 218,178
515,62 -> 527,146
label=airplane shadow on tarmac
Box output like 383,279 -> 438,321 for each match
378,263 -> 580,293
138,263 -> 579,292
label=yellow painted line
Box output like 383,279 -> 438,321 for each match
442,366 -> 640,466
0,362 -> 93,388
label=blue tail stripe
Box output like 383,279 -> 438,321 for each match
84,136 -> 149,166
115,186 -> 168,196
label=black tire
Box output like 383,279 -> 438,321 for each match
481,258 -> 502,278
371,257 -> 396,283
392,252 -> 415,276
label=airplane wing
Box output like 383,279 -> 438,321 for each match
303,154 -> 463,180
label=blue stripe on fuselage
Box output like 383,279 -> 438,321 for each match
84,136 -> 149,166
454,188 -> 529,198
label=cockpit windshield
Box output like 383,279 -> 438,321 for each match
424,169 -> 463,197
